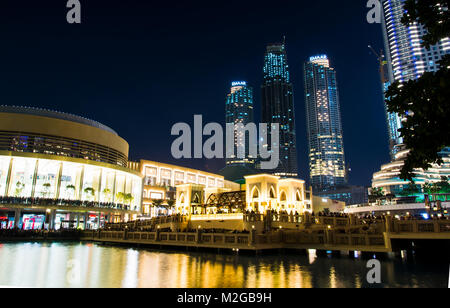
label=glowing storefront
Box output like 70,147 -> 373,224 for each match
0,106 -> 142,230
132,159 -> 237,217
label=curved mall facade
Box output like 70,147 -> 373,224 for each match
372,148 -> 450,195
0,106 -> 142,230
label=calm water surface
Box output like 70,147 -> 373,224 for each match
0,242 -> 447,288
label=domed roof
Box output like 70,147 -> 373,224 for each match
0,105 -> 118,135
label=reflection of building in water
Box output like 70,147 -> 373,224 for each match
0,242 -> 437,287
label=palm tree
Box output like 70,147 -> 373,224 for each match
102,188 -> 112,202
167,199 -> 176,213
368,187 -> 384,203
115,192 -> 125,204
437,177 -> 450,194
66,184 -> 76,199
424,182 -> 440,194
152,199 -> 164,216
84,187 -> 95,201
14,181 -> 24,197
152,199 -> 163,207
42,183 -> 51,197
124,193 -> 134,205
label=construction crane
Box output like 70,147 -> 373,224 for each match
368,45 -> 383,61
368,45 -> 389,84
368,45 -> 400,159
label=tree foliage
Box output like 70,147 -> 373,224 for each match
385,62 -> 450,180
424,176 -> 450,194
401,0 -> 450,49
385,0 -> 450,181
399,183 -> 420,196
369,187 -> 384,202
115,192 -> 125,203
152,199 -> 163,207
167,199 -> 176,208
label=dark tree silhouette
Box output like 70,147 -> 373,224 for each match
385,0 -> 450,181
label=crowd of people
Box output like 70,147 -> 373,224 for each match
0,228 -> 81,239
316,211 -> 349,218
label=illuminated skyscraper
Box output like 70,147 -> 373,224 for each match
261,41 -> 298,177
370,0 -> 450,195
369,45 -> 403,158
304,55 -> 346,192
226,81 -> 255,166
381,0 -> 450,154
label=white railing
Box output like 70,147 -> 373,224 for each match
344,202 -> 450,214
190,213 -> 244,221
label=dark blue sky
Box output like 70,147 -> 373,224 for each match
0,0 -> 390,186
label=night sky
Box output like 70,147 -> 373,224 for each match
0,0 -> 390,186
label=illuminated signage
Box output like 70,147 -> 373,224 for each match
231,81 -> 247,87
309,55 -> 328,62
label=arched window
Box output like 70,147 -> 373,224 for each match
193,193 -> 200,204
269,186 -> 276,199
179,193 -> 185,204
296,190 -> 302,202
280,191 -> 287,202
251,187 -> 260,199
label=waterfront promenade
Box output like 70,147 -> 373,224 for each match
0,229 -> 82,241
80,213 -> 450,255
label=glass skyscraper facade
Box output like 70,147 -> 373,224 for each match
261,42 -> 298,177
304,55 -> 346,192
371,0 -> 450,194
226,81 -> 255,166
377,50 -> 403,158
381,0 -> 450,154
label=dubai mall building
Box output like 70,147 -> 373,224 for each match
0,106 -> 143,230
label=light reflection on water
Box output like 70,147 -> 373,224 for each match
0,242 -> 447,288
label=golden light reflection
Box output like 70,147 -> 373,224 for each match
35,244 -> 49,287
121,249 -> 139,288
329,266 -> 338,288
308,249 -> 317,264
0,243 -> 445,288
355,275 -> 361,288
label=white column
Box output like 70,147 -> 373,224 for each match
55,162 -> 63,200
76,165 -> 85,200
30,159 -> 39,198
112,172 -> 117,203
97,168 -> 103,202
4,158 -> 13,196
